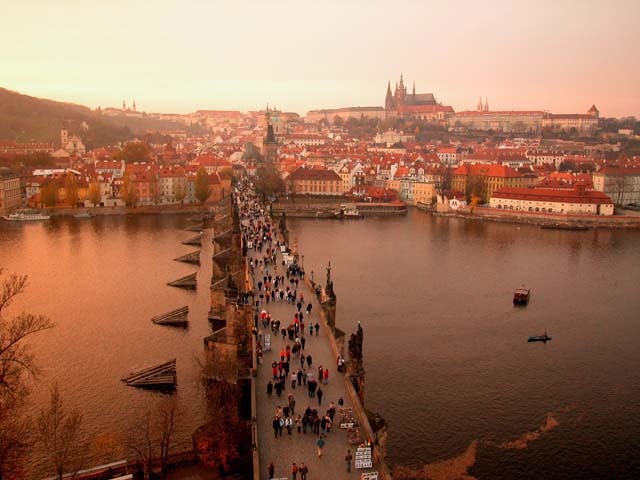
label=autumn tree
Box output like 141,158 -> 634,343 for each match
0,269 -> 54,479
64,173 -> 79,207
195,167 -> 211,204
254,164 -> 285,202
88,182 -> 101,206
121,171 -> 138,207
41,179 -> 58,207
114,141 -> 152,163
175,182 -> 187,204
193,353 -> 251,476
36,384 -> 86,480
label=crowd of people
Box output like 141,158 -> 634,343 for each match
235,180 -> 357,479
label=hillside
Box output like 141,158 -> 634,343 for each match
0,87 -> 202,148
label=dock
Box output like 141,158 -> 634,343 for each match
121,359 -> 176,388
167,273 -> 197,289
184,223 -> 204,232
173,250 -> 201,265
151,306 -> 189,326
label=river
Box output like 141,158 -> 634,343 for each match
2,211 -> 639,479
287,210 -> 640,480
0,215 -> 211,478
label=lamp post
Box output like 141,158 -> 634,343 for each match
302,254 -> 304,268
311,270 -> 314,284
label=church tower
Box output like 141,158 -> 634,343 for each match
385,81 -> 394,110
396,73 -> 407,106
60,128 -> 68,149
263,109 -> 278,165
484,97 -> 489,112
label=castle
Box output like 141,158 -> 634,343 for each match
384,74 -> 454,121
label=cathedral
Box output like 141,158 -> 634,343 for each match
384,74 -> 454,122
385,74 -> 437,110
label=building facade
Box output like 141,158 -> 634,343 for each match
287,168 -> 343,195
0,170 -> 22,215
490,185 -> 614,215
592,166 -> 640,206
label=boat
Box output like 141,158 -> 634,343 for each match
541,223 -> 589,231
355,201 -> 408,216
513,287 -> 530,305
73,211 -> 93,219
334,204 -> 362,219
528,332 -> 552,343
2,210 -> 50,221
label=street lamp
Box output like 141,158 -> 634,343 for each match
311,270 -> 314,284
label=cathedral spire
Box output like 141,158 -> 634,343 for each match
477,96 -> 483,112
399,73 -> 404,90
484,97 -> 489,112
412,81 -> 416,97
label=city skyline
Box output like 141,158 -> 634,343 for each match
2,0 -> 639,117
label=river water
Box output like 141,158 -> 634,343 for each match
287,210 -> 640,480
0,215 -> 211,478
2,211 -> 639,479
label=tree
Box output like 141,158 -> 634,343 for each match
114,141 -> 152,163
88,182 -> 101,207
41,179 -> 58,207
121,171 -> 138,207
36,384 -> 86,480
175,182 -> 186,204
254,164 -> 285,202
128,397 -> 178,480
64,173 -> 79,207
195,168 -> 211,204
0,269 -> 54,479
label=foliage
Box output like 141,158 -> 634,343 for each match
0,269 -> 53,478
36,384 -> 85,480
195,167 -> 211,204
41,179 -> 58,207
254,164 -> 285,201
114,141 -> 151,164
88,182 -> 101,206
64,173 -> 79,207
121,172 -> 138,207
0,87 -> 201,148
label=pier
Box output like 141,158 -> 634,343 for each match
173,250 -> 201,265
182,233 -> 203,246
151,306 -> 189,326
167,272 -> 197,289
121,359 -> 177,388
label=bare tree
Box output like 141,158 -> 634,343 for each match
0,269 -> 54,478
36,383 -> 86,480
129,397 -> 179,480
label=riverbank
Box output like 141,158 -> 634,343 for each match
427,206 -> 640,229
42,204 -> 211,217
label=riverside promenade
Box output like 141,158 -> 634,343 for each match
248,219 -> 379,480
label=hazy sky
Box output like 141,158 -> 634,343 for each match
2,0 -> 639,117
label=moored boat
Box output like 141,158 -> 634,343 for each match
2,209 -> 50,221
513,287 -> 531,305
73,211 -> 93,219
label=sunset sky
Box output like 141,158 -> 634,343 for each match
2,0 -> 639,117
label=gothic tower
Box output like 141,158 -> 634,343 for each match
385,81 -> 394,110
263,110 -> 278,165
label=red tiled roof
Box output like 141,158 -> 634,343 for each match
492,187 -> 612,204
288,168 -> 341,181
453,163 -> 521,178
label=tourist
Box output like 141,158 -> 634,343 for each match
298,463 -> 308,480
295,414 -> 302,433
285,415 -> 293,434
291,462 -> 298,480
315,322 -> 320,335
291,370 -> 297,388
323,368 -> 329,385
301,336 -> 306,350
306,303 -> 312,315
316,435 -> 326,457
267,380 -> 273,398
317,386 -> 323,405
268,460 -> 275,479
272,417 -> 280,438
345,450 -> 353,472
307,354 -> 313,368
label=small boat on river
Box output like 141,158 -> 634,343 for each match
528,332 -> 552,343
513,287 -> 531,305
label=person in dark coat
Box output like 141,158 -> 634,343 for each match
307,354 -> 313,367
317,387 -> 323,405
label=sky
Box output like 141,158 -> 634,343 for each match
1,0 -> 639,117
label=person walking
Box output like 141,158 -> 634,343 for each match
299,463 -> 308,480
314,322 -> 320,335
316,435 -> 326,458
267,380 -> 273,398
323,368 -> 329,385
307,354 -> 313,368
317,386 -> 323,405
345,449 -> 353,472
268,460 -> 275,479
291,462 -> 298,480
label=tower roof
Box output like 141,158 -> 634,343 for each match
588,104 -> 599,113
